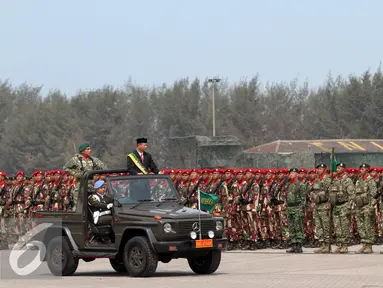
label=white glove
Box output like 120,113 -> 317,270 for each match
107,203 -> 113,209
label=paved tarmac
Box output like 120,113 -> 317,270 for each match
1,245 -> 383,288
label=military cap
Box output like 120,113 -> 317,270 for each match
136,137 -> 147,144
336,162 -> 346,168
181,170 -> 190,175
360,163 -> 370,169
78,142 -> 90,153
289,168 -> 299,173
94,180 -> 105,189
224,168 -> 235,174
316,163 -> 327,169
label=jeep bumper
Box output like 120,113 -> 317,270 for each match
153,238 -> 227,254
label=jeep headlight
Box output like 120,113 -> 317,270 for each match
215,221 -> 223,231
163,223 -> 173,233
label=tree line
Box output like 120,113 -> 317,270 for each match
1,66 -> 383,174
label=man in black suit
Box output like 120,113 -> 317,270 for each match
127,138 -> 159,175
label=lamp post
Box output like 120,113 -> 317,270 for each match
207,78 -> 221,137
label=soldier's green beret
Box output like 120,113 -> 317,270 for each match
78,142 -> 90,153
316,163 -> 327,169
360,163 -> 370,169
289,168 -> 299,173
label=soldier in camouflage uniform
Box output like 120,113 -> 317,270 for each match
239,168 -> 259,250
305,168 -> 318,247
186,169 -> 201,209
233,169 -> 247,248
311,163 -> 332,253
271,168 -> 289,249
63,142 -> 107,211
220,168 -> 240,250
0,172 -> 8,249
329,163 -> 355,253
259,169 -> 275,248
176,170 -> 189,201
354,163 -> 377,254
285,168 -> 306,253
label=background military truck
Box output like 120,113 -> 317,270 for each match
33,169 -> 227,277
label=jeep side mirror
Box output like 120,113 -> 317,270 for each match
114,199 -> 122,207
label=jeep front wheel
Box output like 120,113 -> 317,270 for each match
109,258 -> 127,273
187,250 -> 221,275
123,236 -> 158,277
47,236 -> 79,276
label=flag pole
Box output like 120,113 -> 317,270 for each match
329,146 -> 335,251
198,187 -> 202,240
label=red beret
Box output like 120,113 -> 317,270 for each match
308,168 -> 316,174
299,168 -> 308,173
224,168 -> 235,174
265,169 -> 274,174
246,168 -> 255,174
0,171 -> 6,177
54,170 -> 63,175
190,168 -> 200,174
34,170 -> 44,176
182,170 -> 190,175
370,167 -> 379,172
235,169 -> 245,175
16,171 -> 25,177
169,169 -> 177,174
254,169 -> 264,174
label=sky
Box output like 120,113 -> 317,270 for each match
1,0 -> 382,96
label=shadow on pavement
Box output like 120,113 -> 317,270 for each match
73,271 -> 227,277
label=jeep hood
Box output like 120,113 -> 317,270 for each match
117,203 -> 213,220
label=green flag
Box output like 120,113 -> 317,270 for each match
199,191 -> 219,213
330,147 -> 338,173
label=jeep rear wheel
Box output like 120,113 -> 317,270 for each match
47,236 -> 79,276
109,258 -> 127,273
187,250 -> 221,275
123,236 -> 158,277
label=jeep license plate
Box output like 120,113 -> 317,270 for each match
195,239 -> 213,248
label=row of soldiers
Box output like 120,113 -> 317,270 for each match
166,164 -> 382,253
1,163 -> 382,253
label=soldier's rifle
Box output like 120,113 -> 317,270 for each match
270,177 -> 289,206
183,177 -> 203,205
239,180 -> 255,205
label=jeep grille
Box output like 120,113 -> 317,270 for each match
177,220 -> 215,237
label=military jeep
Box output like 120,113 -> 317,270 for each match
32,169 -> 226,277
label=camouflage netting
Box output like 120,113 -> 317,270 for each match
232,150 -> 315,169
166,135 -> 243,169
315,152 -> 383,167
165,135 -> 383,169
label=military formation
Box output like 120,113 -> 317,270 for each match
1,140 -> 382,254
168,163 -> 383,254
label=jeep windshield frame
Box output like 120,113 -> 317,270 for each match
106,176 -> 180,205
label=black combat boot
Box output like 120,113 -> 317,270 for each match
295,242 -> 303,253
286,243 -> 296,253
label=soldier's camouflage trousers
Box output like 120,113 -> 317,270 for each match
225,204 -> 241,242
377,200 -> 383,237
272,206 -> 289,241
287,206 -> 304,244
350,202 -> 358,236
315,202 -> 331,243
259,206 -> 274,240
240,209 -> 258,241
356,205 -> 376,244
332,202 -> 351,244
304,202 -> 316,239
